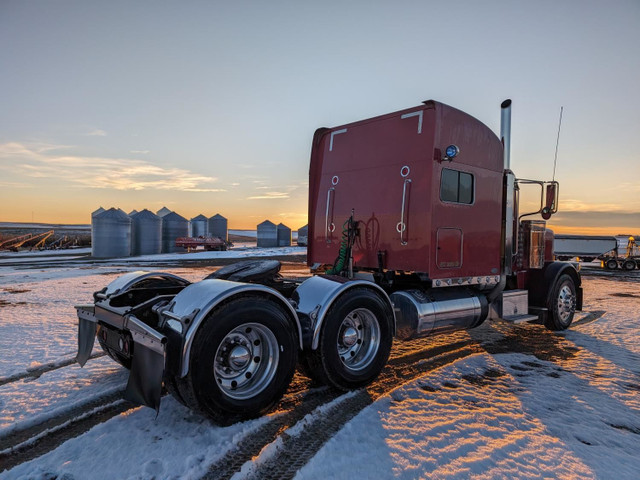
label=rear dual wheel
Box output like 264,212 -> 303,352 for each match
302,288 -> 394,390
172,296 -> 298,424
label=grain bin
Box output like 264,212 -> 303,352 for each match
191,214 -> 208,237
297,224 -> 308,246
128,209 -> 139,217
277,223 -> 291,247
131,209 -> 162,256
92,207 -> 131,258
257,220 -> 278,248
162,211 -> 189,253
157,206 -> 172,218
92,206 -> 105,218
209,214 -> 228,241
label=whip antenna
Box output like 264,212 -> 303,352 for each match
552,106 -> 563,181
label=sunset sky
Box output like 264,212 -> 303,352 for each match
1,1 -> 638,233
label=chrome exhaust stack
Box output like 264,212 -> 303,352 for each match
499,98 -> 515,280
501,99 -> 512,170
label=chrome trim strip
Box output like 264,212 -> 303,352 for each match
432,275 -> 501,288
401,110 -> 423,134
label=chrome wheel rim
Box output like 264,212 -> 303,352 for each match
213,322 -> 279,400
337,308 -> 380,373
557,285 -> 575,323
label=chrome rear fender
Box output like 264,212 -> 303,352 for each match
95,271 -> 190,301
292,275 -> 396,350
160,279 -> 303,378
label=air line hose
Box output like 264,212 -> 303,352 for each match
326,218 -> 351,275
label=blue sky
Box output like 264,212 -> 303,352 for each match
0,0 -> 638,232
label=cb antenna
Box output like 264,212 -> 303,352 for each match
552,106 -> 563,181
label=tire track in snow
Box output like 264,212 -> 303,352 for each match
0,391 -> 135,471
0,352 -> 105,387
206,341 -> 481,480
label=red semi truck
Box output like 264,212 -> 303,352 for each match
75,99 -> 582,423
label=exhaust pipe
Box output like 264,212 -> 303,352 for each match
500,99 -> 512,170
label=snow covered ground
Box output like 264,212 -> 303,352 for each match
0,255 -> 638,479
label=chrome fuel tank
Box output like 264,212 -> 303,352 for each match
391,288 -> 488,340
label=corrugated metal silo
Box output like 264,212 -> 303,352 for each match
157,206 -> 172,218
277,223 -> 291,247
191,214 -> 208,237
91,207 -> 105,248
209,213 -> 228,241
297,224 -> 308,246
131,209 -> 162,256
92,208 -> 131,258
128,209 -> 139,217
257,220 -> 278,248
162,211 -> 189,253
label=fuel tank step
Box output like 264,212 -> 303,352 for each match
502,314 -> 539,323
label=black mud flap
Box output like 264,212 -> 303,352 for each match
124,341 -> 165,413
76,307 -> 97,367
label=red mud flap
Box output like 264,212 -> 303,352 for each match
123,316 -> 167,414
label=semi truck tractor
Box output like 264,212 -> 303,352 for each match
75,99 -> 582,423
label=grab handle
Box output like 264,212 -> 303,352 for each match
396,178 -> 411,245
325,187 -> 335,242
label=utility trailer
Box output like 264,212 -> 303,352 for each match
174,236 -> 229,251
76,99 -> 582,423
553,235 -> 618,262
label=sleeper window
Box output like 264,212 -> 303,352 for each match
440,168 -> 474,204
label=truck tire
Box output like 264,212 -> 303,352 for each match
544,274 -> 576,331
172,296 -> 298,424
623,260 -> 636,271
605,259 -> 618,270
302,288 -> 393,390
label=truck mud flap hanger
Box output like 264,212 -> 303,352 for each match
76,305 -> 166,413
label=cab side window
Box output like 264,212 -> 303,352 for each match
440,168 -> 474,204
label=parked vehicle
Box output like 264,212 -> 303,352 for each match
553,235 -> 617,262
602,236 -> 639,270
75,99 -> 582,423
174,236 -> 229,251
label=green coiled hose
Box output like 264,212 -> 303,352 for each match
326,218 -> 351,275
326,213 -> 358,275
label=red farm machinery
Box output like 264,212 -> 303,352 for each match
75,99 -> 582,423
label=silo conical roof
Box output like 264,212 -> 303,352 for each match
91,206 -> 105,218
157,206 -> 173,217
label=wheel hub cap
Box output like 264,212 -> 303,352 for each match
557,285 -> 575,322
229,345 -> 251,368
213,323 -> 279,401
337,308 -> 381,373
342,327 -> 358,347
